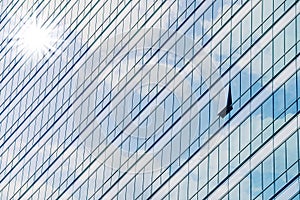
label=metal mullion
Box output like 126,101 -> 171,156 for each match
0,0 -> 69,81
7,0 -> 180,196
0,0 -> 42,51
0,0 -> 157,153
155,54 -> 300,198
5,0 -> 192,159
7,0 -> 253,198
190,112 -> 300,200
74,2 -> 274,196
0,0 -> 106,115
0,0 -> 131,173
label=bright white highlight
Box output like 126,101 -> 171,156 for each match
16,16 -> 58,57
22,24 -> 51,52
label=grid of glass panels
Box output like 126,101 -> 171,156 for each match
0,0 -> 299,199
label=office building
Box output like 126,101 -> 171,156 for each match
0,0 -> 300,199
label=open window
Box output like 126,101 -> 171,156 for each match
218,84 -> 233,118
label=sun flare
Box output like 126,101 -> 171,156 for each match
15,16 -> 59,58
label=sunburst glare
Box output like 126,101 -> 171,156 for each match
15,15 -> 60,58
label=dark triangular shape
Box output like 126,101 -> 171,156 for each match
218,85 -> 233,118
227,84 -> 233,107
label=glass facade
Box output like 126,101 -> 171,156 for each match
0,0 -> 300,199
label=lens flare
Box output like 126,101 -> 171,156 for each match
15,15 -> 59,58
